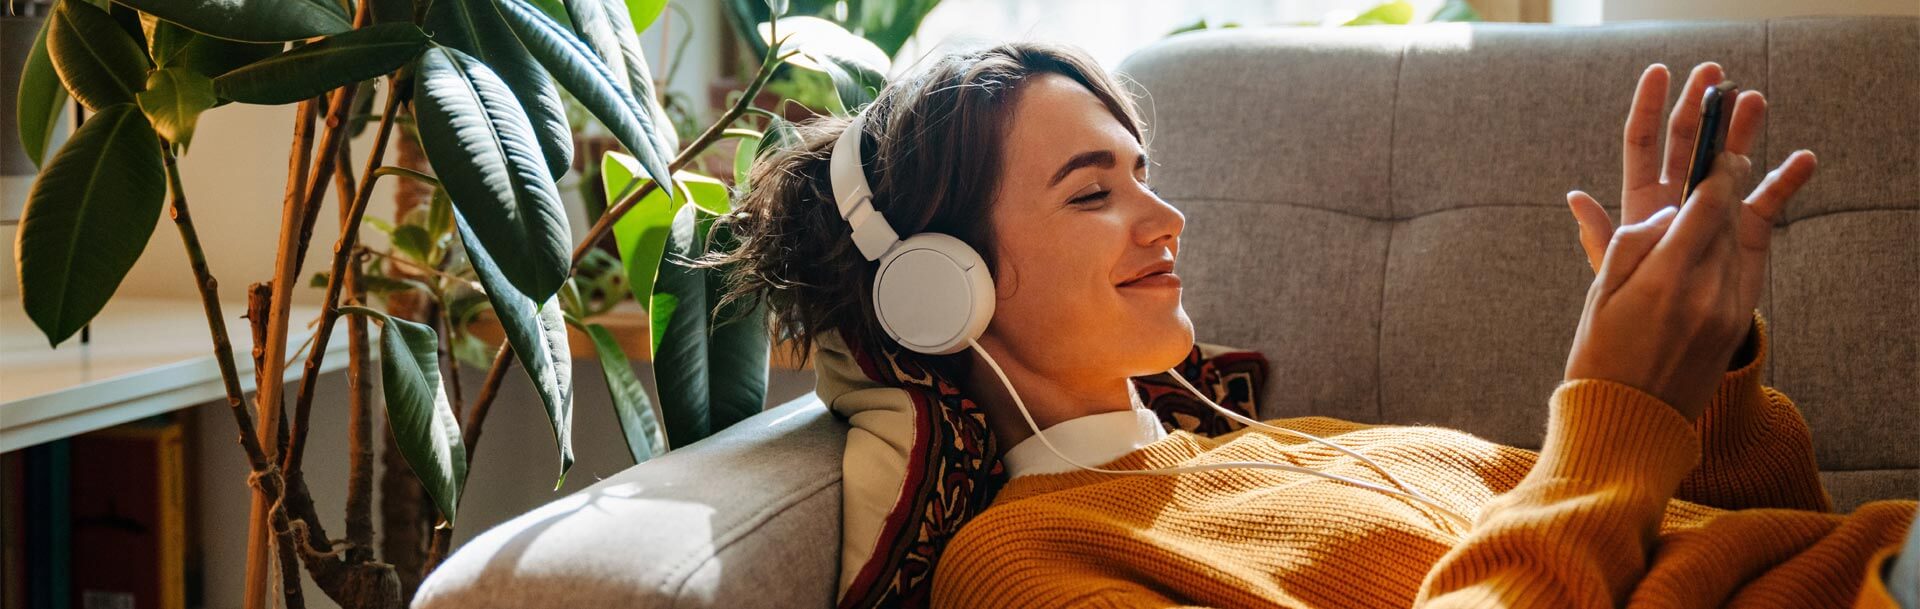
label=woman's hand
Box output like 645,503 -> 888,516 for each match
1561,62 -> 1817,422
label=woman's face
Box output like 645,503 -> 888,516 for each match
982,73 -> 1194,383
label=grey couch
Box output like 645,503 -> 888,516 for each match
414,17 -> 1919,608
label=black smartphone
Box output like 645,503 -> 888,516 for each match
1679,81 -> 1739,204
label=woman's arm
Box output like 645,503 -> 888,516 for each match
1672,311 -> 1832,512
1414,379 -> 1702,608
1421,58 -> 1819,607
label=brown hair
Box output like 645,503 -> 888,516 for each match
700,41 -> 1146,376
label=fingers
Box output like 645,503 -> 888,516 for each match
1722,90 -> 1768,156
1568,190 -> 1614,273
1662,151 -> 1753,263
1661,63 -> 1726,185
1598,205 -> 1681,294
1623,64 -> 1671,193
1745,149 -> 1818,225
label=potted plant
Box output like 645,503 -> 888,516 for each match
10,0 -> 881,606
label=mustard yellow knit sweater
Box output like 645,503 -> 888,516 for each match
932,314 -> 1915,608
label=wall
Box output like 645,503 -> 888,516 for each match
1553,0 -> 1920,24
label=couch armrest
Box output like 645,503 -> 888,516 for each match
414,394 -> 847,609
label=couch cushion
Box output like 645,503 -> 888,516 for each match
413,395 -> 847,609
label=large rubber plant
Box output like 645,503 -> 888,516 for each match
10,0 -> 884,605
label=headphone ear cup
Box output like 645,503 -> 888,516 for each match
871,233 -> 995,355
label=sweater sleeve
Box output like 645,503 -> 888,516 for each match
1414,380 -> 1702,609
1673,311 -> 1834,512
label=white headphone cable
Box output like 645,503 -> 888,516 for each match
1159,370 -> 1445,508
968,338 -> 1471,530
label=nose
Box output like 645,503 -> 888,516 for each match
1136,187 -> 1184,249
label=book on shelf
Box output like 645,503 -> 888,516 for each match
60,414 -> 189,609
3,410 -> 199,609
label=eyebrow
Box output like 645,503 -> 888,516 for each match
1047,150 -> 1150,188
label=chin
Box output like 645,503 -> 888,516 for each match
1131,306 -> 1197,375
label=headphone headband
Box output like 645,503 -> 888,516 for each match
829,116 -> 903,261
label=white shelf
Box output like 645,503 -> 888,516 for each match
0,297 -> 350,452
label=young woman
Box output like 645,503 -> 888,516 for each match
704,42 -> 1914,608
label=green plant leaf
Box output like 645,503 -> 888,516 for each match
141,13 -> 193,68
17,19 -> 68,168
369,0 -> 415,23
490,0 -> 675,199
818,55 -> 885,115
625,0 -> 668,34
562,0 -> 678,158
650,204 -> 768,447
424,0 -> 572,178
721,0 -> 833,60
756,113 -> 794,161
650,205 -> 711,447
528,0 -> 574,27
309,271 -> 426,295
138,68 -> 217,150
140,18 -> 286,81
392,224 -> 434,262
700,219 -> 770,434
115,0 -> 352,43
607,155 -> 728,319
15,104 -> 166,346
759,16 -> 888,115
732,131 -> 761,188
1430,0 -> 1481,22
214,23 -> 428,105
1345,1 -> 1417,25
47,0 -> 149,112
844,0 -> 940,58
339,306 -> 467,526
580,322 -> 667,464
412,44 -> 572,302
453,215 -> 576,487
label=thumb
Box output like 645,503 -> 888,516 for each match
1597,205 -> 1680,294
1567,190 -> 1613,273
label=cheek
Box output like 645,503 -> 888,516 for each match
990,220 -> 1181,358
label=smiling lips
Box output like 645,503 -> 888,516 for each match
1118,261 -> 1180,289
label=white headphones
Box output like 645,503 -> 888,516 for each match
830,114 -> 995,355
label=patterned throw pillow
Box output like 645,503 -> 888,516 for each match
813,332 -> 1268,609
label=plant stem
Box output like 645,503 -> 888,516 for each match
246,96 -> 320,609
290,85 -> 360,269
358,247 -> 476,289
171,171 -> 364,609
286,76 -> 410,476
338,137 -> 378,557
437,306 -> 467,422
162,146 -> 276,475
567,48 -> 797,265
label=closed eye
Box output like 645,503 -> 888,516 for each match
1071,189 -> 1109,205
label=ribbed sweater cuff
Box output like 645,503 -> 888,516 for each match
1537,379 -> 1702,496
1695,310 -> 1771,446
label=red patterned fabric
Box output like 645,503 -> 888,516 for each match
836,337 -> 1267,609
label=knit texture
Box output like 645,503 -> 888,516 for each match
931,313 -> 1916,608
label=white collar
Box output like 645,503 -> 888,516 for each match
1003,408 -> 1168,478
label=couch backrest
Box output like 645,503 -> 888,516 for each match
1117,17 -> 1918,511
